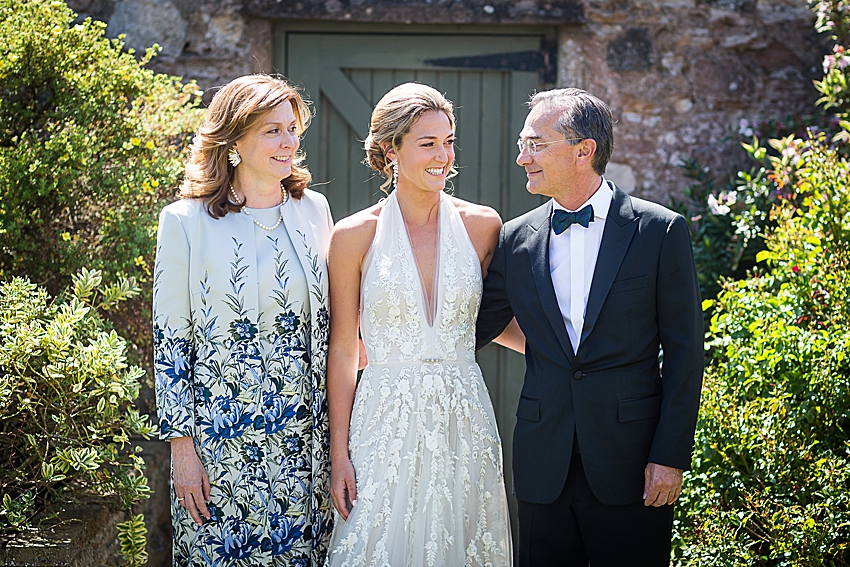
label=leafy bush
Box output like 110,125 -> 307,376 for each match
674,130 -> 850,566
0,269 -> 156,564
815,0 -> 850,147
0,0 -> 204,363
117,514 -> 149,567
670,158 -> 774,302
669,112 -> 823,304
672,4 -> 850,563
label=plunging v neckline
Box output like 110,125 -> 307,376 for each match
395,192 -> 442,329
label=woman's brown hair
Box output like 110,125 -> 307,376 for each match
179,74 -> 313,217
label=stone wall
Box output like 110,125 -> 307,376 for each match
565,0 -> 822,199
0,441 -> 172,567
0,500 -> 123,567
68,0 -> 273,87
66,0 -> 823,202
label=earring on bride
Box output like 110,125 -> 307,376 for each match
392,160 -> 398,190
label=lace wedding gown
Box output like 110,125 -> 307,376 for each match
326,190 -> 513,566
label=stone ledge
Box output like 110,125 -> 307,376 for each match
240,0 -> 585,24
0,500 -> 123,567
0,440 -> 172,567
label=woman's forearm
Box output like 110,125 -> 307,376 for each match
327,347 -> 359,461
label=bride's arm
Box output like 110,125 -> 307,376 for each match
456,200 -> 525,353
327,215 -> 373,521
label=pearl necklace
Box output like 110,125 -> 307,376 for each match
229,183 -> 287,231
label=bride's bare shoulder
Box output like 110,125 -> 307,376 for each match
448,195 -> 502,232
329,202 -> 384,256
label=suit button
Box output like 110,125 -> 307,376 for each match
573,371 -> 583,380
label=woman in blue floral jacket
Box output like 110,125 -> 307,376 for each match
154,74 -> 333,566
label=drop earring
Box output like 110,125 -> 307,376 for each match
392,160 -> 398,190
228,147 -> 241,168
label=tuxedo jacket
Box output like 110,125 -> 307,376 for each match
476,182 -> 704,506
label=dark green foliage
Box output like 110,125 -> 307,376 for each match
670,159 -> 773,302
671,3 -> 850,564
0,0 -> 203,361
669,113 -> 820,305
117,513 -> 149,567
0,270 -> 155,536
0,0 -> 205,561
674,132 -> 850,566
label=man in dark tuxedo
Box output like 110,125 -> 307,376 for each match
477,88 -> 703,566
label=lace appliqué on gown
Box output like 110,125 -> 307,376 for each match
326,191 -> 512,567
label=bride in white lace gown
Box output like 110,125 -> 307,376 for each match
325,83 -> 519,566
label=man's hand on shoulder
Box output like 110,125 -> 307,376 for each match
643,462 -> 683,507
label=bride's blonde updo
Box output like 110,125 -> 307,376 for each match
364,82 -> 457,193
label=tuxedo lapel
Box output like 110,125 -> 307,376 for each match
527,202 -> 576,363
580,186 -> 638,346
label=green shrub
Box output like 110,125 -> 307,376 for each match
669,112 -> 825,306
0,0 -> 204,363
673,132 -> 850,565
673,6 -> 850,562
117,513 -> 149,567
670,158 -> 774,302
0,269 -> 156,563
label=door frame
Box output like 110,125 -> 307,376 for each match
272,22 -> 558,552
272,20 -> 559,215
273,21 -> 559,75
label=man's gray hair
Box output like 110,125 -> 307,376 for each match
528,88 -> 614,175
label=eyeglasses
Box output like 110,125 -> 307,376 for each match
516,137 -> 585,156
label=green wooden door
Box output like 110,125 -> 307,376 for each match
276,26 -> 552,543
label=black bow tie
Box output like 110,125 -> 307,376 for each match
552,205 -> 594,235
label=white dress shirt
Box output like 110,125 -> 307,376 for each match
549,178 -> 614,353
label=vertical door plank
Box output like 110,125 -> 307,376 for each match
371,70 -> 397,199
436,71 -> 460,122
288,36 -> 323,197
393,69 -> 416,85
349,134 -> 371,215
325,100 -> 354,217
478,72 -> 506,213
316,93 -> 332,194
361,69 -> 380,202
347,68 -> 375,213
435,71 -> 460,104
414,69 -> 438,89
372,70 -> 397,106
346,68 -> 371,98
508,72 -> 544,218
456,72 -> 482,204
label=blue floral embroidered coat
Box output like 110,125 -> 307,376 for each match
153,190 -> 333,566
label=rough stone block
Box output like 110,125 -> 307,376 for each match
0,501 -> 123,567
107,0 -> 187,59
607,27 -> 656,72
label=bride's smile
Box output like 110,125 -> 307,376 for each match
388,109 -> 455,195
